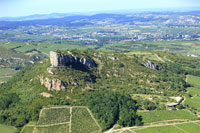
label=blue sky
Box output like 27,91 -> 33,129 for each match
0,0 -> 200,17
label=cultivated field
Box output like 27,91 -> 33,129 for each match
134,125 -> 183,133
138,110 -> 197,124
71,107 -> 101,133
21,106 -> 101,133
34,124 -> 69,133
185,75 -> 200,110
99,41 -> 200,55
37,107 -> 70,125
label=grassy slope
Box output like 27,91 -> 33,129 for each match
187,75 -> 200,87
185,75 -> 200,110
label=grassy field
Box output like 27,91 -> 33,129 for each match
37,107 -> 70,125
0,42 -> 94,56
98,41 -> 200,55
0,68 -> 17,82
187,87 -> 200,96
21,126 -> 34,133
1,41 -> 200,56
185,96 -> 200,110
0,124 -> 17,133
131,122 -> 200,133
121,130 -> 133,133
134,126 -> 183,133
176,123 -> 200,133
71,107 -> 100,133
138,110 -> 197,123
187,75 -> 200,87
20,122 -> 36,133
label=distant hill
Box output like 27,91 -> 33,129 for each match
1,7 -> 200,21
0,10 -> 200,30
0,13 -> 81,21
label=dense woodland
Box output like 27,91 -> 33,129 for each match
82,91 -> 142,130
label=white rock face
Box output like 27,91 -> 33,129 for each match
40,77 -> 67,91
50,51 -> 60,67
49,51 -> 96,68
142,60 -> 162,70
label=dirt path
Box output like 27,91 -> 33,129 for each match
86,108 -> 102,131
43,106 -> 71,109
36,122 -> 69,127
69,107 -> 72,133
185,75 -> 188,82
36,48 -> 49,56
155,54 -> 165,62
107,125 -> 117,133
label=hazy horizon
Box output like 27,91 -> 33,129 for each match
0,0 -> 200,17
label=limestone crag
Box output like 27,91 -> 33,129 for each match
142,60 -> 162,70
40,77 -> 68,91
50,51 -> 96,68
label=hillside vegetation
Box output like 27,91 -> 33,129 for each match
0,50 -> 200,132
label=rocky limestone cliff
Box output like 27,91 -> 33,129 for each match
50,51 -> 96,68
40,77 -> 68,91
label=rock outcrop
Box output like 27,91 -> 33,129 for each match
50,51 -> 96,68
142,60 -> 162,70
40,77 -> 68,91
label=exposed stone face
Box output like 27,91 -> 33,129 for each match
142,60 -> 162,70
47,67 -> 57,74
40,77 -> 67,91
108,56 -> 119,61
50,51 -> 96,68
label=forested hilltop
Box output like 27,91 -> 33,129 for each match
0,49 -> 200,132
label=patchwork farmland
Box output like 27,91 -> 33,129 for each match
21,106 -> 101,133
